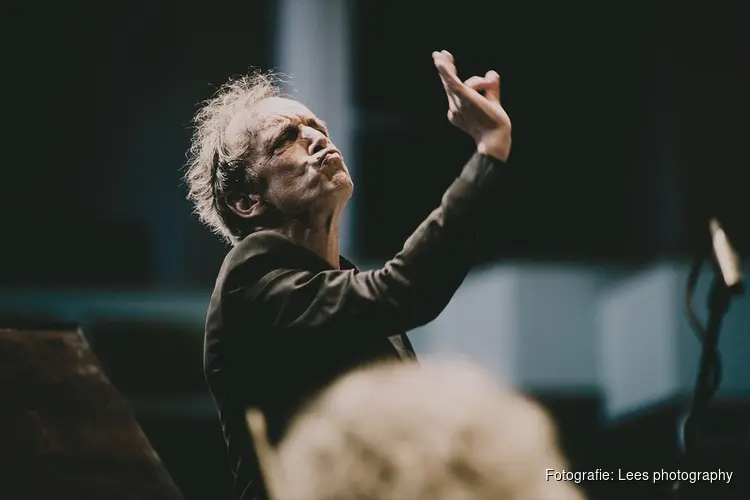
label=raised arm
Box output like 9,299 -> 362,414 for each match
228,51 -> 513,338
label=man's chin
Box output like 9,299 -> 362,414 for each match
324,177 -> 352,204
337,173 -> 354,192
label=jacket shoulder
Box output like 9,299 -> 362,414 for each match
215,231 -> 305,294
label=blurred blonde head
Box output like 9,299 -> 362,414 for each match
248,358 -> 585,500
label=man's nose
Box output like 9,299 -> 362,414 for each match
304,126 -> 329,155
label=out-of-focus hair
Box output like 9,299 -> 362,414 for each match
184,70 -> 282,244
248,358 -> 586,500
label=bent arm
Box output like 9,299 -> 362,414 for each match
231,152 -> 511,337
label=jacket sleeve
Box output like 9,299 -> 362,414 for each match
228,152 -> 512,338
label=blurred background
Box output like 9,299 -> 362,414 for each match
2,1 -> 749,499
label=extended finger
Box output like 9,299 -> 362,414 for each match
437,71 -> 460,110
434,59 -> 468,96
432,51 -> 464,92
433,52 -> 461,108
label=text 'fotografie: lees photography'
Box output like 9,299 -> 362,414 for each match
546,468 -> 734,485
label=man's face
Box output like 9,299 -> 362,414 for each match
240,97 -> 353,218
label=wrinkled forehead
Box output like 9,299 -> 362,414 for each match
224,97 -> 317,153
249,97 -> 316,129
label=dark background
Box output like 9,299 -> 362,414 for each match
2,2 -> 749,499
4,2 -> 749,288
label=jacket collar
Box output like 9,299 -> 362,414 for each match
230,230 -> 358,272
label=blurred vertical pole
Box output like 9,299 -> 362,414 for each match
274,0 -> 356,257
628,31 -> 683,257
598,30 -> 690,418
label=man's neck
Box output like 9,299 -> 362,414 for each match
276,212 -> 342,269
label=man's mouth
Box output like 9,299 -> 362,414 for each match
320,149 -> 342,164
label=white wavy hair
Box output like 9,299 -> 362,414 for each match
184,70 -> 282,244
249,358 -> 586,500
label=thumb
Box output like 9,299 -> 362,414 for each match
483,70 -> 501,103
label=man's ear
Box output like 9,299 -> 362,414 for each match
228,194 -> 265,220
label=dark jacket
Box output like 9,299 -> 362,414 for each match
203,152 -> 511,500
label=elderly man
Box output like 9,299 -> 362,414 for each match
185,50 -> 513,500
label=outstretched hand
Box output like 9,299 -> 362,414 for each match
433,50 -> 512,162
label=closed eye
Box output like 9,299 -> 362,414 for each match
272,125 -> 299,151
